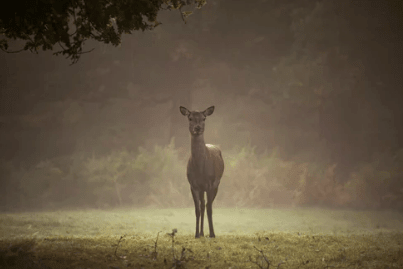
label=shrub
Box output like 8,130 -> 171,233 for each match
2,139 -> 402,211
134,138 -> 190,207
218,144 -> 297,208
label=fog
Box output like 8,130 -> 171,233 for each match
1,0 -> 402,213
1,1 -> 403,268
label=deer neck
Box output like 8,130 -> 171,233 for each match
190,134 -> 206,167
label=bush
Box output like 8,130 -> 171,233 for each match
79,138 -> 190,208
342,149 -> 403,210
133,138 -> 191,207
2,140 -> 402,211
218,144 -> 298,208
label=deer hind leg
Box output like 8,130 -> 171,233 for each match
206,188 -> 218,238
191,188 -> 201,238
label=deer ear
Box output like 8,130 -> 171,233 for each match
203,106 -> 215,117
180,106 -> 190,116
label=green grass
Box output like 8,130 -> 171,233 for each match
1,207 -> 402,268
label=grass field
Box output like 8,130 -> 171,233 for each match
1,207 -> 402,268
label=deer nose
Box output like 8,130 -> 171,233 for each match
195,126 -> 201,132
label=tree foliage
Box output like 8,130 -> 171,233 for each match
0,0 -> 206,63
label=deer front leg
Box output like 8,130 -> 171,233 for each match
191,188 -> 201,238
199,190 -> 205,237
206,188 -> 218,238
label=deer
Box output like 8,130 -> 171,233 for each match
180,106 -> 224,238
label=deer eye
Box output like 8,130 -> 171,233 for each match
189,118 -> 192,121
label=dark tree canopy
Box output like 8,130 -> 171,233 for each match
0,0 -> 205,63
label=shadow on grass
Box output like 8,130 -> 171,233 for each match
1,231 -> 402,269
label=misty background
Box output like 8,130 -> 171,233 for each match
0,0 -> 402,212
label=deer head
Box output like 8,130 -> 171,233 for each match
180,106 -> 215,136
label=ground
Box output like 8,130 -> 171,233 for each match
0,207 -> 402,268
